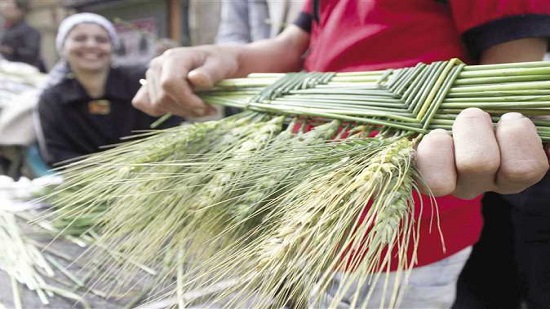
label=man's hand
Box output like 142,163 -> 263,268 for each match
132,45 -> 240,118
132,25 -> 309,119
416,108 -> 549,199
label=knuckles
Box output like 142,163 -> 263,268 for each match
455,155 -> 500,177
416,129 -> 456,197
498,159 -> 549,192
454,107 -> 490,123
424,177 -> 456,197
151,94 -> 172,113
159,77 -> 179,93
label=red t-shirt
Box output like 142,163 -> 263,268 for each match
294,0 -> 550,269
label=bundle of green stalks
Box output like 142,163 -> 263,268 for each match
41,59 -> 550,308
0,209 -> 91,308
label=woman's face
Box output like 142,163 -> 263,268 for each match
63,23 -> 112,73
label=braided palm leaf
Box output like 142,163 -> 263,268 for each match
203,58 -> 550,140
41,59 -> 550,308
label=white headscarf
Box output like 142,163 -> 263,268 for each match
55,12 -> 119,54
47,13 -> 118,88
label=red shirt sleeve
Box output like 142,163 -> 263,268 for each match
449,0 -> 550,58
294,0 -> 313,32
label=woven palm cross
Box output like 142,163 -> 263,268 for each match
200,58 -> 550,141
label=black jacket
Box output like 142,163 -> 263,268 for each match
37,65 -> 181,165
0,21 -> 43,70
504,172 -> 550,216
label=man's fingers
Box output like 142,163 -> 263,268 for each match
146,67 -> 161,107
132,46 -> 237,118
416,109 -> 550,200
132,86 -> 164,117
452,108 -> 500,199
188,68 -> 215,89
495,113 -> 549,194
138,50 -> 213,117
188,55 -> 237,89
416,129 -> 456,196
157,52 -> 212,117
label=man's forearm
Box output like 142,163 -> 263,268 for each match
233,25 -> 310,77
480,37 -> 547,64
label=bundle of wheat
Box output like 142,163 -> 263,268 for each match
42,59 -> 550,308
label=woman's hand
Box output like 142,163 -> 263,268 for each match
132,45 -> 240,118
416,108 -> 549,199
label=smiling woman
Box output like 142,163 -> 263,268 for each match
63,23 -> 113,75
35,13 -> 182,166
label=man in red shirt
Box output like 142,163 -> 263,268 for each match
133,0 -> 550,307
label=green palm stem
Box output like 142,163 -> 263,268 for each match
198,59 -> 550,141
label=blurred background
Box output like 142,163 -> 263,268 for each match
0,0 -> 221,70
